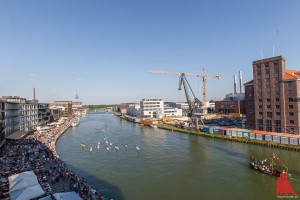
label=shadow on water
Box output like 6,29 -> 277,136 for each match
65,163 -> 125,200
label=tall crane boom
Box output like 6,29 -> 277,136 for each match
148,69 -> 220,115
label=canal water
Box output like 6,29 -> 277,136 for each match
56,111 -> 300,200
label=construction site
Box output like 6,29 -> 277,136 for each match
148,68 -> 246,130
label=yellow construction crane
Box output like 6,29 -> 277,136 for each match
148,68 -> 220,115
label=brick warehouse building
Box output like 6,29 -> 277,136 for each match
245,56 -> 300,134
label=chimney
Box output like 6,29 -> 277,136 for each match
33,88 -> 36,100
233,75 -> 237,95
239,71 -> 243,94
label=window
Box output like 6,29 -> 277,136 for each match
274,68 -> 279,73
266,78 -> 270,82
276,105 -> 280,109
265,63 -> 269,68
266,85 -> 270,89
276,98 -> 280,102
275,120 -> 281,126
267,98 -> 271,102
288,90 -> 293,95
267,105 -> 271,109
290,120 -> 295,124
274,84 -> 279,88
258,126 -> 263,131
289,112 -> 294,116
258,119 -> 263,125
266,120 -> 272,125
266,127 -> 272,132
259,99 -> 262,102
259,112 -> 263,115
258,85 -> 262,89
266,91 -> 270,96
258,92 -> 262,96
288,98 -> 294,102
257,65 -> 261,69
275,91 -> 280,95
287,82 -> 292,87
257,78 -> 261,83
288,105 -> 293,109
259,105 -> 262,109
257,70 -> 261,75
274,62 -> 278,67
274,77 -> 279,82
276,128 -> 281,133
267,112 -> 272,118
265,69 -> 269,75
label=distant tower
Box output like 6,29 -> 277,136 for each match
239,71 -> 243,94
33,87 -> 36,100
75,90 -> 79,101
233,75 -> 237,95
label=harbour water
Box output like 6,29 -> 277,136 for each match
56,111 -> 300,200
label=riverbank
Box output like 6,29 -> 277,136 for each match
114,112 -> 300,152
157,124 -> 300,152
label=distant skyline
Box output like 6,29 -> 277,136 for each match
1,1 -> 300,104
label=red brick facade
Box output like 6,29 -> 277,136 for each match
245,56 -> 300,134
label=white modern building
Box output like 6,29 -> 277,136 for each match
2,96 -> 38,133
0,99 -> 20,147
140,98 -> 183,119
140,98 -> 164,118
163,106 -> 182,117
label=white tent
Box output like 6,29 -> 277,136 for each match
53,192 -> 82,200
10,184 -> 45,200
8,171 -> 45,200
9,171 -> 38,192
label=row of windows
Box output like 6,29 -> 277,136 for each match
257,90 -> 294,95
259,105 -> 294,109
258,126 -> 282,132
257,77 -> 279,83
257,68 -> 279,75
257,119 -> 295,125
258,98 -> 294,102
258,112 -> 294,117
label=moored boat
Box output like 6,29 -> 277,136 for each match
71,117 -> 80,127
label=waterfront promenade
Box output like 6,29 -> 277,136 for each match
0,117 -> 106,200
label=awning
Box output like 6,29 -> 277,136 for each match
53,192 -> 82,200
6,131 -> 28,140
9,171 -> 45,200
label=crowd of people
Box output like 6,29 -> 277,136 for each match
0,118 -> 109,200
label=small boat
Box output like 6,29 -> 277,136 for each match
150,124 -> 157,128
97,144 -> 100,149
106,146 -> 110,151
81,143 -> 86,148
115,145 -> 119,150
136,145 -> 140,151
248,153 -> 288,176
101,129 -> 105,132
125,144 -> 128,149
89,145 -> 93,152
71,117 -> 80,127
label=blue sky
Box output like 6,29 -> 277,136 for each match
0,0 -> 300,104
